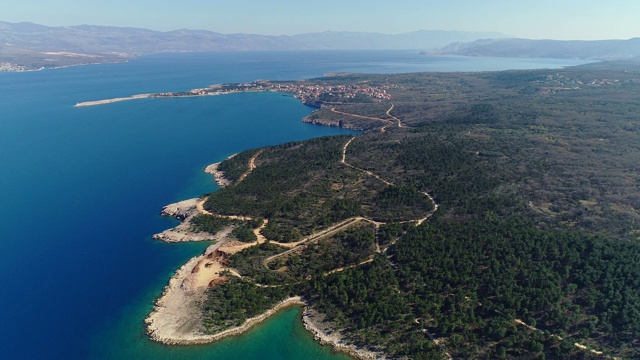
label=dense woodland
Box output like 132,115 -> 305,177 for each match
216,149 -> 261,182
200,61 -> 640,358
190,214 -> 231,234
204,136 -> 432,241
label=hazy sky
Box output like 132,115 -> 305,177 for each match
3,0 -> 639,40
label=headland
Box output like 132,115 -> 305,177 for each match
74,81 -> 393,109
146,148 -> 412,358
144,63 -> 640,359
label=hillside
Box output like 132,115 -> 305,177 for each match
425,37 -> 640,60
193,61 -> 640,358
0,21 -> 507,70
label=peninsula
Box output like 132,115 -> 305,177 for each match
74,80 -> 393,111
143,61 -> 640,359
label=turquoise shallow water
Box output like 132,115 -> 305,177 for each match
93,305 -> 349,360
0,51 -> 593,359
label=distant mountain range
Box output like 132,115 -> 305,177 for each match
424,38 -> 640,60
0,21 -> 508,70
5,21 -> 638,71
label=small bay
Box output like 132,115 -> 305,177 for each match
0,51 -> 592,359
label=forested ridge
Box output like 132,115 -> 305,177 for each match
199,61 -> 640,358
204,136 -> 432,242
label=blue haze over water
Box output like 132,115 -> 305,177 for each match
0,51 -> 591,359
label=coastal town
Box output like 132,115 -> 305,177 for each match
0,62 -> 38,71
157,81 -> 395,106
75,80 -> 395,108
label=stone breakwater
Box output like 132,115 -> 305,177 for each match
74,93 -> 152,107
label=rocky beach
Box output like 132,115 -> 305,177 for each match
302,307 -> 386,360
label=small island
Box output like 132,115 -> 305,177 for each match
142,62 -> 640,359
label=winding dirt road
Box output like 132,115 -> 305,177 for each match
330,103 -> 405,134
330,107 -> 395,124
385,103 -> 404,128
339,135 -> 439,252
238,149 -> 264,183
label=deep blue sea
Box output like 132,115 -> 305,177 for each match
0,51 -> 592,359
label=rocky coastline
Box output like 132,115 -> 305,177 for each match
204,161 -> 233,188
145,246 -> 213,344
302,307 -> 386,360
147,156 -> 389,357
301,111 -> 373,132
147,264 -> 387,359
147,270 -> 307,346
302,113 -> 344,128
152,198 -> 233,243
